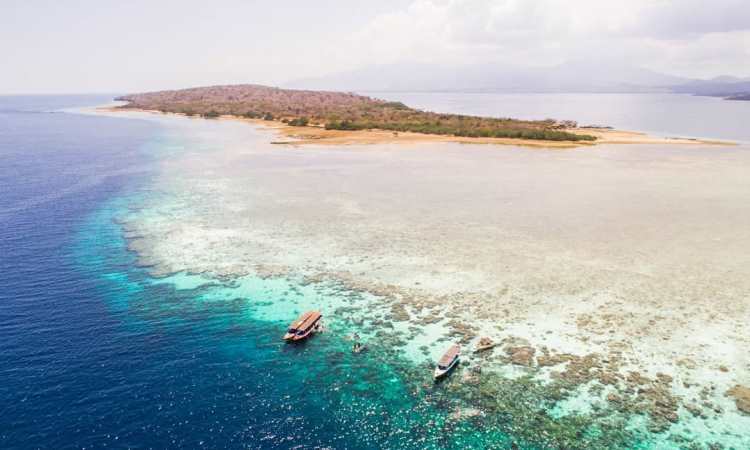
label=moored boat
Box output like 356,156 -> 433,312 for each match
434,344 -> 460,379
283,311 -> 322,342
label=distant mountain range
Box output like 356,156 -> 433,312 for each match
670,77 -> 750,97
286,62 -> 750,99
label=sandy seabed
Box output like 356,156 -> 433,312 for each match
100,107 -> 750,447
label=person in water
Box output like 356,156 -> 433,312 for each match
353,342 -> 367,353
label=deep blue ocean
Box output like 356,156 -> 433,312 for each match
0,96 -> 510,450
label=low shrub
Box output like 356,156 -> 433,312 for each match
288,117 -> 309,127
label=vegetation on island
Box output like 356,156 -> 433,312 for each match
116,84 -> 596,142
286,117 -> 309,126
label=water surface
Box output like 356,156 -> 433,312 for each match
2,94 -> 749,449
368,92 -> 750,143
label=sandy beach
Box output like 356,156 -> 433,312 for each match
270,123 -> 735,148
101,107 -> 734,149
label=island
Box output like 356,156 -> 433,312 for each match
115,85 -> 729,148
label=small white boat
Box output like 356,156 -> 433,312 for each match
434,344 -> 460,379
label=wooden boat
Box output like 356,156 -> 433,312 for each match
434,344 -> 460,379
283,311 -> 322,342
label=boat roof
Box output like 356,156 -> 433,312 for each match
438,344 -> 460,366
289,311 -> 321,330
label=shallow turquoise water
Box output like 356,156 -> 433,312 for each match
77,196 -> 528,449
3,95 -> 747,449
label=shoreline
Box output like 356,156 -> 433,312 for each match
99,106 -> 735,148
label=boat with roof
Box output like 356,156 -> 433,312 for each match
283,311 -> 322,342
434,344 -> 460,379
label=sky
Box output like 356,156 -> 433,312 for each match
1,0 -> 749,94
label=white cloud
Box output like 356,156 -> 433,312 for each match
337,0 -> 750,77
1,0 -> 747,93
637,0 -> 750,38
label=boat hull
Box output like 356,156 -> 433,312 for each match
434,358 -> 459,379
283,329 -> 314,342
